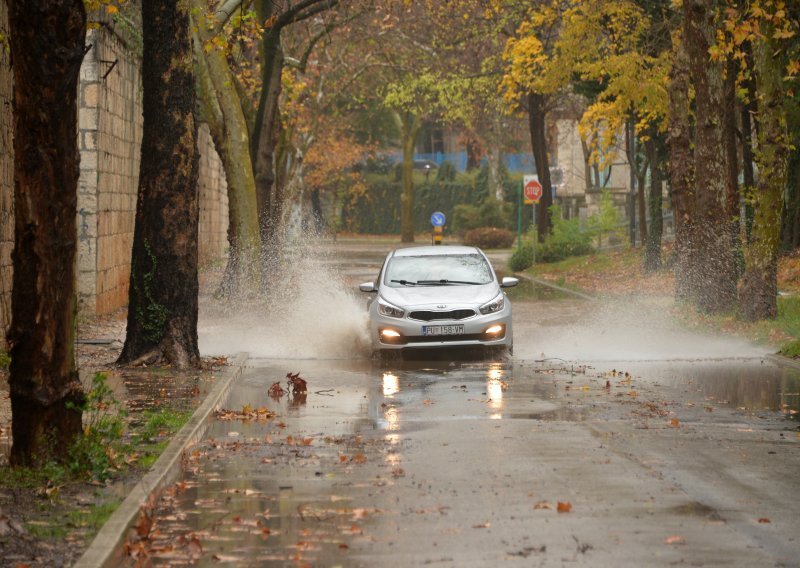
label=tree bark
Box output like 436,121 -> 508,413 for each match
119,0 -> 200,368
783,150 -> 800,249
683,0 -> 738,313
580,135 -> 594,191
740,28 -> 789,321
667,31 -> 695,300
8,0 -> 87,466
394,111 -> 420,243
252,20 -> 284,256
741,43 -> 758,241
644,136 -> 663,272
527,92 -> 553,242
192,6 -> 261,296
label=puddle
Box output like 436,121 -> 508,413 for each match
596,359 -> 800,420
669,501 -> 724,521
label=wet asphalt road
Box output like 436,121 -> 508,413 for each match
143,241 -> 800,567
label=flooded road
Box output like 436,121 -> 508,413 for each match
140,241 -> 800,566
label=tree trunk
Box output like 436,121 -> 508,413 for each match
527,92 -> 553,242
740,29 -> 789,321
8,0 -> 87,466
683,0 -> 738,313
465,134 -> 482,171
783,150 -> 800,250
252,24 -> 284,258
119,0 -> 200,368
487,148 -> 504,200
192,5 -> 261,296
394,111 -> 420,243
644,136 -> 663,272
625,118 -> 637,245
580,136 -> 594,191
637,165 -> 648,245
741,43 -> 757,241
667,30 -> 695,300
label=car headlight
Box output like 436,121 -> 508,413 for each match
378,298 -> 405,318
479,293 -> 505,315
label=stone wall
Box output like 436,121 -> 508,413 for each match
75,12 -> 228,316
79,23 -> 143,315
0,2 -> 12,349
197,124 -> 229,266
0,2 -> 229,347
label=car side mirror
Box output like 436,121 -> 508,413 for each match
500,277 -> 519,288
359,282 -> 377,293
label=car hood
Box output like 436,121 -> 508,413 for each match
379,283 -> 500,308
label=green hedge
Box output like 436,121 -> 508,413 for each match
342,171 -> 529,235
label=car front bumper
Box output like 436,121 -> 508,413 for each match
369,303 -> 513,351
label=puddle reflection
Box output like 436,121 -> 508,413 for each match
620,360 -> 800,419
382,372 -> 399,397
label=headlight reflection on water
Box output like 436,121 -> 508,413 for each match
382,372 -> 400,397
487,365 -> 506,417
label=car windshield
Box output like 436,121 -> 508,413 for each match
384,253 -> 494,287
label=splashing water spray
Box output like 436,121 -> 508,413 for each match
198,233 -> 371,360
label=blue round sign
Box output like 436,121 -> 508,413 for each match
430,211 -> 446,227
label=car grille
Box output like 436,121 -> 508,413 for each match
406,333 -> 486,343
409,309 -> 476,321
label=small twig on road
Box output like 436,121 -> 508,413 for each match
315,389 -> 335,396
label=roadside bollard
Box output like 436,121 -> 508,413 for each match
433,225 -> 443,245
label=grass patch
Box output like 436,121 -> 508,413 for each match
0,461 -> 67,490
0,351 -> 10,369
67,499 -> 120,530
129,408 -> 191,469
133,408 -> 191,443
26,520 -> 69,540
775,296 -> 800,356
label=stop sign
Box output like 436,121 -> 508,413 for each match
524,178 -> 543,203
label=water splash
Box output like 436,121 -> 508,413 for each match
198,239 -> 371,359
513,295 -> 768,362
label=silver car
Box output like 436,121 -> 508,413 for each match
359,245 -> 517,356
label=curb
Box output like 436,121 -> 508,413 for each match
766,353 -> 800,372
513,272 -> 595,301
73,352 -> 249,568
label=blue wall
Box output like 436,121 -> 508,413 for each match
393,151 -> 539,173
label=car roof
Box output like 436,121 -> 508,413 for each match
391,245 -> 482,257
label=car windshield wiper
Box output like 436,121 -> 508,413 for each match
391,279 -> 418,286
417,279 -> 482,286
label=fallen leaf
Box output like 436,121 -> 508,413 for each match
268,381 -> 286,399
533,501 -> 552,510
557,501 -> 572,513
472,522 -> 491,529
758,518 -> 771,523
670,418 -> 680,428
664,535 -> 686,545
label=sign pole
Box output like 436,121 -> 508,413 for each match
532,202 -> 536,266
517,180 -> 522,250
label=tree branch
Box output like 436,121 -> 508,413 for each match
274,0 -> 338,30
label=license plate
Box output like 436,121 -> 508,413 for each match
422,324 -> 465,336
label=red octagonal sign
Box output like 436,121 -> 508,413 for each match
524,178 -> 543,203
